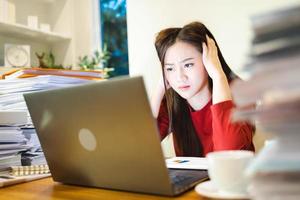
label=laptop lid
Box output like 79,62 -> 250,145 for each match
24,76 -> 176,195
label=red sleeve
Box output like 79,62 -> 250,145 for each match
210,100 -> 255,151
157,98 -> 169,141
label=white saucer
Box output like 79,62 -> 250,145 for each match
195,181 -> 251,199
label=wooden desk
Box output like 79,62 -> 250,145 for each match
0,177 -> 215,200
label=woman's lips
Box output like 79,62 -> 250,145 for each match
178,85 -> 190,90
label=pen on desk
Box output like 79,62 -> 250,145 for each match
174,160 -> 189,163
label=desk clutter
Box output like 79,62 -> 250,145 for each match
232,5 -> 300,200
0,70 -> 99,187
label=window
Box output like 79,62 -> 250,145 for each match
99,0 -> 129,77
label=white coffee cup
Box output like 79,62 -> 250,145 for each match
206,150 -> 254,194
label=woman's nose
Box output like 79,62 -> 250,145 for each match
176,67 -> 187,81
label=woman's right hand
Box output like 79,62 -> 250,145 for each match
150,76 -> 169,118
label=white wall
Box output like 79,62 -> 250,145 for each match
72,0 -> 101,68
127,0 -> 300,96
52,0 -> 99,68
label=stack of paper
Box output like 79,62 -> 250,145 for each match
0,155 -> 21,174
21,126 -> 45,166
0,111 -> 29,173
0,75 -> 95,174
230,4 -> 300,200
0,75 -> 91,111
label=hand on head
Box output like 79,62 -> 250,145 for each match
202,35 -> 226,81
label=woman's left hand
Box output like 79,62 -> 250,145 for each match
202,35 -> 232,103
202,35 -> 226,81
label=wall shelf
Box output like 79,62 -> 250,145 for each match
0,21 -> 71,44
30,0 -> 56,3
0,0 -> 84,67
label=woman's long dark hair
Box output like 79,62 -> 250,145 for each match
155,22 -> 236,156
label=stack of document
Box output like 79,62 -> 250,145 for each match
21,125 -> 45,166
0,111 -> 29,173
0,75 -> 92,112
0,75 -> 94,172
231,4 -> 300,200
0,155 -> 22,175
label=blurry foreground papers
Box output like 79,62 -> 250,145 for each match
231,5 -> 300,200
0,75 -> 93,175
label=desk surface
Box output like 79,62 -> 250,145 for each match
0,177 -> 217,200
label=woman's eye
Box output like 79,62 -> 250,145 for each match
166,67 -> 173,72
184,63 -> 194,68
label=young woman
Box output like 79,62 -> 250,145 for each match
151,22 -> 254,157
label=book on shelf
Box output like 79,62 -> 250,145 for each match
1,67 -> 109,80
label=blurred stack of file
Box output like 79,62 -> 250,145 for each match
243,5 -> 300,75
232,5 -> 300,107
0,75 -> 94,173
247,139 -> 300,200
231,5 -> 300,200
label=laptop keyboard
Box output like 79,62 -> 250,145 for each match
170,174 -> 194,185
168,169 -> 208,194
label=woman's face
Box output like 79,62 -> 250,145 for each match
163,41 -> 208,100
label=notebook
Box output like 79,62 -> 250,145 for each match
9,164 -> 50,176
23,76 -> 208,196
0,174 -> 50,188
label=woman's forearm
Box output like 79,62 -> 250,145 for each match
150,84 -> 165,118
212,74 -> 232,104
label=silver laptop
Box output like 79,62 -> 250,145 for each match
23,76 -> 208,196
